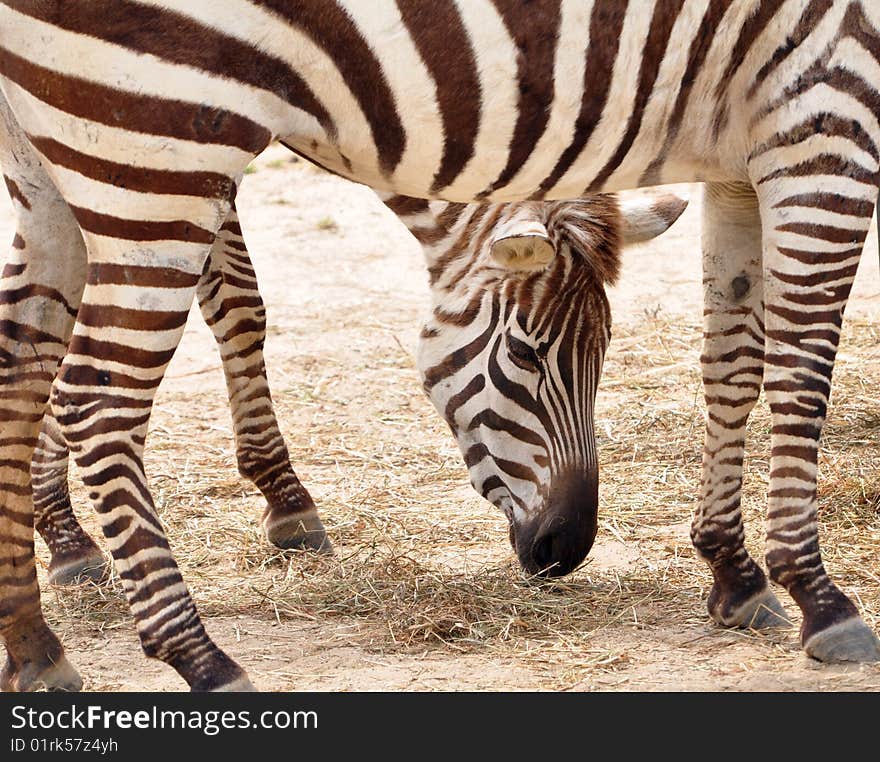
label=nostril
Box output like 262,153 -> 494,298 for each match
531,532 -> 557,573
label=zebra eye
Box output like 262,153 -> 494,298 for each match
506,333 -> 541,371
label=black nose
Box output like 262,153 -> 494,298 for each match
512,469 -> 598,578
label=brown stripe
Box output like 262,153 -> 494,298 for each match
218,260 -> 256,280
776,245 -> 863,266
2,263 -> 26,277
216,318 -> 265,344
52,365 -> 167,391
444,373 -> 485,423
383,195 -> 430,216
767,488 -> 814,501
0,318 -> 66,346
782,283 -> 850,306
62,414 -> 153,445
537,0 -> 628,196
434,295 -> 483,327
220,219 -> 243,236
70,206 -> 215,244
841,3 -> 880,64
752,106 -> 879,168
770,445 -> 821,462
76,303 -> 189,332
410,226 -> 451,246
0,283 -> 78,317
764,376 -> 830,398
258,0 -> 405,176
480,0 -> 561,196
771,422 -> 820,447
641,0 -> 729,184
748,0 -> 834,99
3,175 -> 31,210
590,0 -> 685,191
200,296 -> 265,328
766,304 -> 847,326
776,221 -> 869,244
0,44 -> 270,153
423,297 -> 500,390
397,0 -> 481,192
427,206 -> 498,284
65,335 -> 176,369
88,263 -> 201,289
756,154 -> 879,187
820,67 -> 880,136
773,193 -> 876,218
11,234 -> 25,250
4,0 -> 334,139
436,202 -> 470,228
712,0 -> 788,135
770,263 -> 859,287
28,137 -> 234,199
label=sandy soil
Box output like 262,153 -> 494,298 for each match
2,143 -> 880,692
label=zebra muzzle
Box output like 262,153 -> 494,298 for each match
512,467 -> 599,578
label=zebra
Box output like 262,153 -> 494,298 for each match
29,179 -> 687,585
6,134 -> 685,685
1,1 -> 879,690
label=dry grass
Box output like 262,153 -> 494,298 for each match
36,298 -> 880,685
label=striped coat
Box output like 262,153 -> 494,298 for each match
1,1 -> 879,690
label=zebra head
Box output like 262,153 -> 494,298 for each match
416,192 -> 687,577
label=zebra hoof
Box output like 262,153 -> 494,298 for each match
709,586 -> 791,630
804,618 -> 880,663
263,509 -> 334,554
48,550 -> 110,587
1,653 -> 83,692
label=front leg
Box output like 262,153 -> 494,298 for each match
756,174 -> 880,663
692,183 -> 787,630
33,200 -> 331,589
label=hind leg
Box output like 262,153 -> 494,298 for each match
32,414 -> 107,586
691,183 -> 788,630
0,97 -> 84,691
17,176 -> 106,586
197,202 -> 329,551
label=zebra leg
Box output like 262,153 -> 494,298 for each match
32,414 -> 108,586
13,150 -> 108,587
756,178 -> 880,663
32,198 -> 331,590
0,105 -> 84,691
23,139 -> 257,688
691,183 -> 788,630
196,205 -> 329,552
50,243 -> 256,690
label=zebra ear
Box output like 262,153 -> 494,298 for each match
618,189 -> 689,245
489,207 -> 555,272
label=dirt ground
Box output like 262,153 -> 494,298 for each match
3,143 -> 880,692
